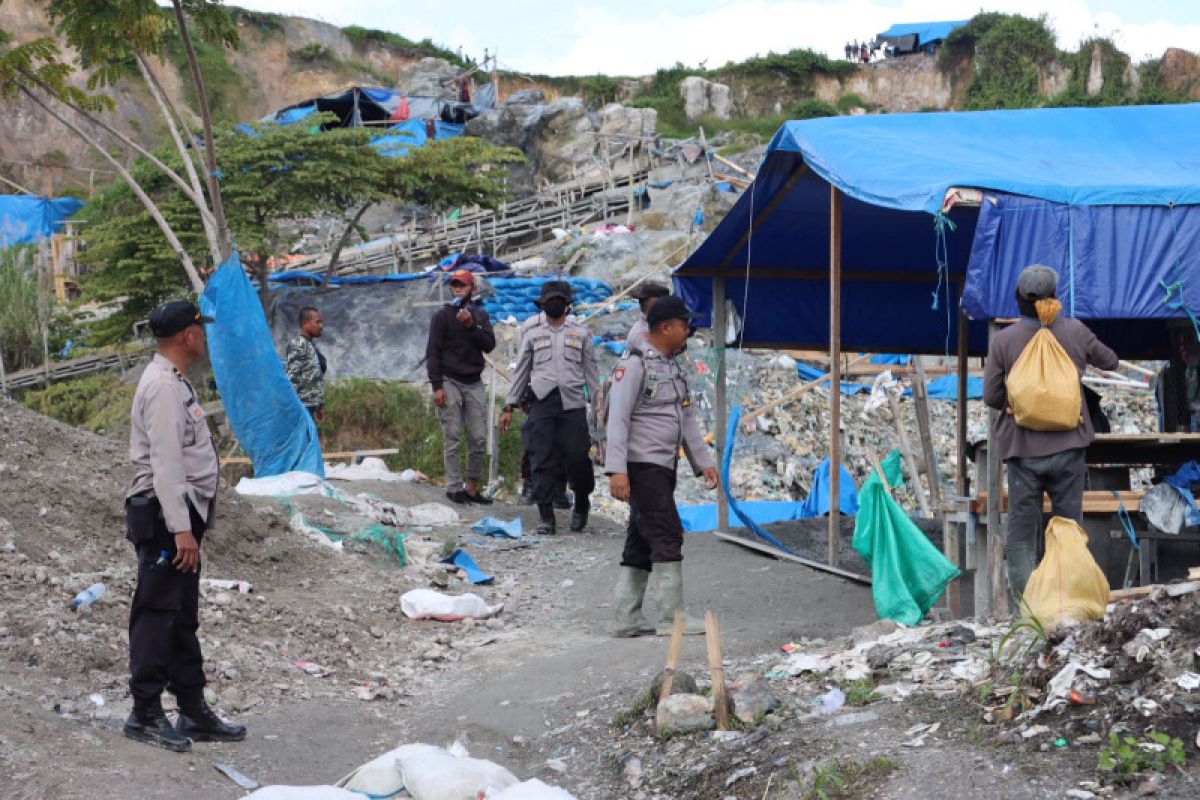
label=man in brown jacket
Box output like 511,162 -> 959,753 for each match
982,265 -> 1119,608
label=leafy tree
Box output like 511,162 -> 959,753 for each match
80,117 -> 521,340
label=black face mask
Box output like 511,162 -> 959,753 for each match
542,298 -> 568,319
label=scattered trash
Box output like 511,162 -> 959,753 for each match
325,457 -> 426,482
472,517 -> 524,539
813,686 -> 845,715
395,742 -> 519,800
902,721 -> 940,747
292,661 -> 334,678
483,778 -> 578,799
400,589 -> 503,621
204,578 -> 253,594
1022,517 -> 1110,632
246,786 -> 360,799
70,582 -> 105,611
1054,737 -> 1069,748
288,512 -> 344,551
88,693 -> 104,706
440,548 -> 494,585
215,763 -> 260,791
1175,672 -> 1200,691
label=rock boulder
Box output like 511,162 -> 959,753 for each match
679,76 -> 732,120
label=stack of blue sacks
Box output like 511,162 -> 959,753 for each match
480,276 -> 612,322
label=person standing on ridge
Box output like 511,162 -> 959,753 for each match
124,301 -> 246,752
606,296 -> 718,637
427,269 -> 496,505
501,281 -> 598,534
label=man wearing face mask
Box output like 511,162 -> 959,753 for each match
605,295 -> 719,637
501,281 -> 599,534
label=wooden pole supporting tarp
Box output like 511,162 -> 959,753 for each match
713,275 -> 729,533
828,185 -> 842,567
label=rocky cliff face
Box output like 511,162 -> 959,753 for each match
0,0 -> 431,195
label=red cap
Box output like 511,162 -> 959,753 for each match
449,269 -> 475,286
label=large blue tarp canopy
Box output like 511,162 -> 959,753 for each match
0,195 -> 83,247
674,104 -> 1200,357
878,20 -> 968,45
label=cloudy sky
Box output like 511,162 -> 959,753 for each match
227,0 -> 1200,75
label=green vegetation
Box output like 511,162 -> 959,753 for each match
611,689 -> 655,727
20,372 -> 136,433
802,755 -> 898,799
342,25 -> 465,67
1098,731 -> 1186,783
164,34 -> 245,124
290,43 -> 337,66
0,247 -> 48,372
227,6 -> 285,36
835,93 -> 872,113
728,48 -> 853,91
841,678 -> 880,706
318,379 -> 523,486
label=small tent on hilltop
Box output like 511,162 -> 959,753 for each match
673,102 -> 1200,583
876,20 -> 968,55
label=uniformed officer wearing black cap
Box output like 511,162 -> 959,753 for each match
626,282 -> 671,353
123,301 -> 246,752
501,281 -> 599,534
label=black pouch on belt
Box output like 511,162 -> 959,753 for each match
124,494 -> 162,546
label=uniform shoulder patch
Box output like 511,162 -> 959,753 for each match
614,366 -> 625,382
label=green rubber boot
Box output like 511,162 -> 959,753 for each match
614,566 -> 655,638
654,561 -> 705,636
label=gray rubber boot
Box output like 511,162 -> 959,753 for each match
653,561 -> 705,636
613,566 -> 655,638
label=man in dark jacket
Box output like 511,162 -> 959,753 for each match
982,264 -> 1119,606
427,269 -> 496,504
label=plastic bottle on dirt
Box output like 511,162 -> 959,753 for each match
71,583 -> 106,611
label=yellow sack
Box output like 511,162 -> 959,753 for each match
1005,298 -> 1081,431
1022,517 -> 1110,632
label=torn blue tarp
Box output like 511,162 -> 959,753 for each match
471,517 -> 523,539
795,362 -> 871,395
878,20 -> 968,45
0,195 -> 83,247
871,354 -> 909,365
925,373 -> 983,400
1163,461 -> 1200,527
200,252 -> 324,477
797,457 -> 859,517
717,406 -> 795,553
441,548 -> 493,584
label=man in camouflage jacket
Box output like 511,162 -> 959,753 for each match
285,306 -> 327,421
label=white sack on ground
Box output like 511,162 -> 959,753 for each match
235,471 -> 326,496
401,589 -> 503,621
396,744 -> 518,800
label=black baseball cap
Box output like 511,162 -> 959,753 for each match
536,280 -> 573,304
646,295 -> 693,328
149,301 -> 213,338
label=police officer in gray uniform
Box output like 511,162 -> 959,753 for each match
605,296 -> 718,637
501,281 -> 599,534
123,301 -> 246,752
626,282 -> 670,353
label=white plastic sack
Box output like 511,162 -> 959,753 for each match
326,457 -> 404,482
235,471 -> 325,496
338,744 -> 443,797
408,502 -> 460,527
245,787 -> 362,800
397,744 -> 518,800
484,779 -> 578,799
401,589 -> 502,621
289,513 -> 343,552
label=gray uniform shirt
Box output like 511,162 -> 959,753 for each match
626,318 -> 650,353
604,343 -> 715,475
128,354 -> 219,532
506,316 -> 599,411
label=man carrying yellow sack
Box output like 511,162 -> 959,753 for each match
982,264 -> 1118,609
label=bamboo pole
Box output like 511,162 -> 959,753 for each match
828,185 -> 842,566
956,309 -> 969,495
740,353 -> 869,426
714,275 -> 729,533
704,612 -> 729,731
886,391 -> 932,518
655,611 -> 686,733
911,358 -> 942,511
985,321 -> 1007,618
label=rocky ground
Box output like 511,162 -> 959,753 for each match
2,397 -> 1198,799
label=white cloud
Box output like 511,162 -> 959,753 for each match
225,1 -> 1200,75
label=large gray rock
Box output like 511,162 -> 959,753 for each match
655,693 -> 714,734
505,88 -> 546,105
729,677 -> 782,723
679,75 -> 732,120
396,57 -> 461,97
650,669 -> 699,698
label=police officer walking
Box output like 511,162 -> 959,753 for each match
605,296 -> 718,637
123,301 -> 246,752
626,282 -> 670,353
500,281 -> 599,534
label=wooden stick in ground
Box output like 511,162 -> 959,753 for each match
867,450 -> 890,491
713,152 -> 754,179
886,391 -> 933,518
1118,359 -> 1156,377
740,353 -> 870,426
656,611 -> 686,731
910,359 -> 942,512
704,611 -> 729,731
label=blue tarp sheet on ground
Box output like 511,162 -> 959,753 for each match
373,120 -> 464,157
878,20 -> 968,44
201,253 -> 324,477
1163,461 -> 1200,527
675,104 -> 1200,357
0,195 -> 83,247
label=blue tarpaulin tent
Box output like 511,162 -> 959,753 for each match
674,104 -> 1200,357
0,195 -> 83,247
878,20 -> 968,47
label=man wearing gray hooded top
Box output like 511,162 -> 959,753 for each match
605,295 -> 719,637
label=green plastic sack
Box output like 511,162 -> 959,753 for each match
852,450 -> 960,625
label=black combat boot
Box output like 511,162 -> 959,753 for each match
124,699 -> 192,752
175,695 -> 247,742
569,498 -> 589,532
536,503 -> 557,535
517,482 -> 533,505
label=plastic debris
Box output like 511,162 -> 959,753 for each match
400,589 -> 503,621
292,661 -> 333,678
813,687 -> 845,715
440,548 -> 494,585
215,763 -> 260,791
472,517 -> 524,539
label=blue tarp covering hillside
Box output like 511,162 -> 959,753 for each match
0,195 -> 83,247
201,253 -> 324,478
674,104 -> 1200,357
878,20 -> 968,44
